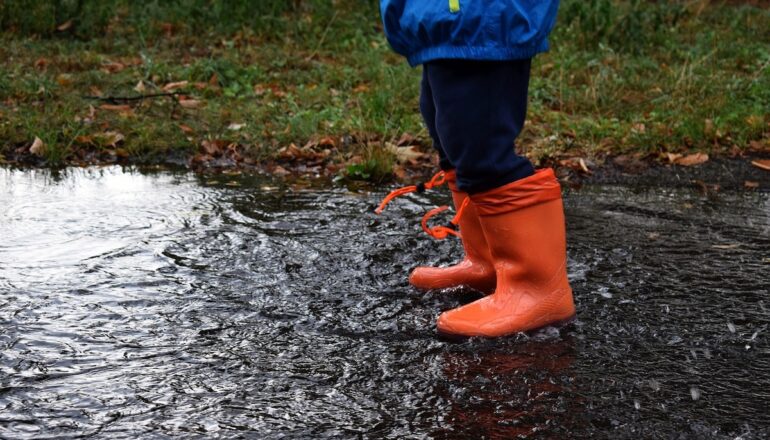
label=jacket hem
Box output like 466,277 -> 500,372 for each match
406,40 -> 550,67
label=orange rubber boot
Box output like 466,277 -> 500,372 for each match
436,169 -> 576,338
409,171 -> 496,293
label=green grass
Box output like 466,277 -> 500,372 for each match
0,0 -> 768,176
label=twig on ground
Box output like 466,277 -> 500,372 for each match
82,92 -> 182,104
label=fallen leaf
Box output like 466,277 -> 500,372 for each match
227,123 -> 245,131
99,104 -> 132,112
675,153 -> 709,167
134,81 -> 146,93
558,157 -> 592,174
273,165 -> 291,176
665,152 -> 683,163
393,164 -> 407,180
278,143 -> 303,161
748,140 -> 769,153
744,180 -> 759,189
101,62 -> 126,74
751,159 -> 770,171
34,58 -> 48,70
56,20 -> 73,31
579,158 -> 591,174
352,84 -> 370,93
178,124 -> 195,134
396,133 -> 416,147
163,80 -> 189,91
317,136 -> 337,148
201,139 -> 229,156
30,137 -> 45,156
178,98 -> 203,109
385,143 -> 427,164
56,74 -> 73,86
74,135 -> 93,145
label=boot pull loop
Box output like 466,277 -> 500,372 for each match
420,197 -> 470,240
374,170 -> 447,215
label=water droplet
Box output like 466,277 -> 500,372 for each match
727,322 -> 736,333
690,386 -> 701,401
634,399 -> 641,410
598,286 -> 612,299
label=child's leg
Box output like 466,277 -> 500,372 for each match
419,67 -> 453,171
409,65 -> 496,293
424,59 -> 535,194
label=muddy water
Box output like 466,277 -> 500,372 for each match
1,167 -> 768,439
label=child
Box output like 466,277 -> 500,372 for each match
379,0 -> 575,337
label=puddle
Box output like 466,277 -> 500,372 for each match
1,167 -> 768,438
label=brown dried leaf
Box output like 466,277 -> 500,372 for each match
30,137 -> 45,156
675,153 -> 709,167
396,133 -> 416,147
134,81 -> 146,93
751,159 -> 770,171
317,136 -> 337,149
178,98 -> 203,109
99,104 -> 132,112
163,81 -> 189,92
744,180 -> 759,189
56,74 -> 73,87
201,139 -> 228,156
273,165 -> 291,176
34,58 -> 48,70
178,124 -> 195,134
385,142 -> 427,164
578,158 -> 591,174
56,20 -> 73,31
102,62 -> 126,74
558,157 -> 592,174
74,135 -> 93,145
278,143 -> 303,161
665,152 -> 683,163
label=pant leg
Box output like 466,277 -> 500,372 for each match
419,66 -> 454,171
424,59 -> 535,194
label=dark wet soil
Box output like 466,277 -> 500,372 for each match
1,166 -> 768,439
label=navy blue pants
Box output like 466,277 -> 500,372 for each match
420,59 -> 535,194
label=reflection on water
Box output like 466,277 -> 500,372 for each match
1,166 -> 768,438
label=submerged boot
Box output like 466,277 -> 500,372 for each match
409,170 -> 496,293
436,169 -> 576,338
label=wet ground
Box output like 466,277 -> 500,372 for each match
1,166 -> 768,439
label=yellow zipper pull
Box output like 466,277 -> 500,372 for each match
449,0 -> 460,13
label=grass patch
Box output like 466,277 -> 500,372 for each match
0,0 -> 768,178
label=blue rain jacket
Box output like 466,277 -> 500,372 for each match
380,0 -> 560,66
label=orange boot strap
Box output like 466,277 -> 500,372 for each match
374,170 -> 449,215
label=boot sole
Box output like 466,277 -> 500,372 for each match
436,313 -> 576,342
